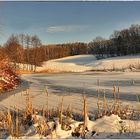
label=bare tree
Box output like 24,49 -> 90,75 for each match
4,35 -> 24,70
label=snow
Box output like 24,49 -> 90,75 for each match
85,114 -> 140,139
6,114 -> 140,139
88,55 -> 140,71
36,54 -> 140,72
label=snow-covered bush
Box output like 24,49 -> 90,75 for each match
0,58 -> 20,92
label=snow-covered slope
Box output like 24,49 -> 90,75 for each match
37,55 -> 96,72
37,55 -> 140,72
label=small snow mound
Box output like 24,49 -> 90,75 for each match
90,115 -> 121,135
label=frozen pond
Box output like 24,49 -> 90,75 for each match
0,72 -> 140,113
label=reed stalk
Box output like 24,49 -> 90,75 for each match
59,97 -> 63,125
117,81 -> 120,112
45,86 -> 49,121
103,89 -> 107,115
97,94 -> 100,117
82,95 -> 88,138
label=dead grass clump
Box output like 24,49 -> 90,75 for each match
22,97 -> 33,129
93,81 -> 139,121
37,119 -> 51,138
71,96 -> 89,138
16,70 -> 35,75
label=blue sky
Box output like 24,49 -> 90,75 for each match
0,1 -> 140,45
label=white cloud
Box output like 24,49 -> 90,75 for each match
46,25 -> 89,33
116,20 -> 140,31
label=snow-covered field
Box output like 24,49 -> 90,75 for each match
37,55 -> 140,72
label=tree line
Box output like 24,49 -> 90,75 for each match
88,24 -> 140,59
0,34 -> 87,71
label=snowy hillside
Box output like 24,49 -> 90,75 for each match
37,55 -> 96,72
37,55 -> 140,72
